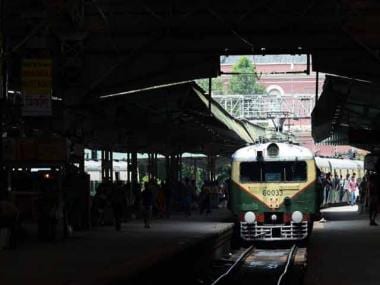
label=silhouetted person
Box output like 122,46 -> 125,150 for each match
164,181 -> 172,218
37,176 -> 59,241
142,182 -> 153,228
359,175 -> 368,214
93,184 -> 107,226
111,182 -> 125,231
0,200 -> 19,249
323,173 -> 333,206
183,178 -> 192,216
199,181 -> 211,215
348,173 -> 358,206
368,174 -> 378,226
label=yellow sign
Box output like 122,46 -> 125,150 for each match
22,59 -> 52,116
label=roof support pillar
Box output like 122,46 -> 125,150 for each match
126,152 -> 131,183
91,150 -> 98,160
0,0 -> 7,198
165,155 -> 170,184
207,154 -> 216,182
193,158 -> 197,185
178,153 -> 183,181
101,150 -> 113,182
208,77 -> 212,112
130,152 -> 139,214
315,71 -> 319,104
169,154 -> 180,188
147,152 -> 158,180
154,153 -> 158,180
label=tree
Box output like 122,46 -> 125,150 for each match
228,56 -> 265,95
196,77 -> 225,95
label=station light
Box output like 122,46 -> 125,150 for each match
244,211 -> 256,223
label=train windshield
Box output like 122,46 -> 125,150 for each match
240,161 -> 307,183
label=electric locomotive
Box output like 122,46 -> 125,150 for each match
230,142 -> 318,241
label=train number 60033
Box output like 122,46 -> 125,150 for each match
262,189 -> 283,196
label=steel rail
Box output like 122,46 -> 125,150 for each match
210,245 -> 254,285
277,244 -> 297,285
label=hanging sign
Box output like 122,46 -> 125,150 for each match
22,58 -> 52,116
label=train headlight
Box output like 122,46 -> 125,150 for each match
267,143 -> 279,156
291,211 -> 303,223
271,214 -> 277,221
244,211 -> 256,224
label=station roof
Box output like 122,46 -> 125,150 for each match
6,1 -> 380,99
312,75 -> 380,152
81,82 -> 265,154
6,1 -> 380,155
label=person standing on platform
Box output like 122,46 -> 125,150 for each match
111,182 -> 125,231
183,177 -> 192,216
339,175 -> 344,202
199,181 -> 211,215
164,181 -> 172,218
333,173 -> 340,203
348,173 -> 358,206
142,182 -> 153,228
342,174 -> 351,203
322,173 -> 332,206
0,200 -> 19,249
367,174 -> 378,226
359,175 -> 368,214
156,181 -> 166,218
93,184 -> 107,226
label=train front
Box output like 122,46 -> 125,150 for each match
230,142 -> 317,241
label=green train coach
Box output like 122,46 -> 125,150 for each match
230,142 -> 318,242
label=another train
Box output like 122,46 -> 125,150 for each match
230,142 -> 363,242
85,160 -> 131,195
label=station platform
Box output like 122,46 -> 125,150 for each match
0,208 -> 234,285
305,205 -> 380,285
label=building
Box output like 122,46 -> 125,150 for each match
216,55 -> 365,157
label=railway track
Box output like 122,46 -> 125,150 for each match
209,245 -> 307,285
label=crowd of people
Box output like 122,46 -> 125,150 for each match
91,177 -> 230,230
319,172 -> 362,207
319,169 -> 380,226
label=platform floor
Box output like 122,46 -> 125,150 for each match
0,208 -> 234,285
305,205 -> 380,285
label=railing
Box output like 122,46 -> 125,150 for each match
212,94 -> 315,120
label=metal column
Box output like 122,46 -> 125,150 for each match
178,153 -> 183,181
131,152 -> 138,186
207,155 -> 216,181
165,155 -> 170,183
127,152 -> 131,182
101,150 -> 113,182
0,0 -> 7,198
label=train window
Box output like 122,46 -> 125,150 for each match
286,161 -> 307,181
240,162 -> 261,182
240,161 -> 307,182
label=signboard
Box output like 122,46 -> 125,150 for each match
22,59 -> 52,116
2,138 -> 69,162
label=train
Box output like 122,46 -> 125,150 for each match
230,142 -> 364,242
85,160 -> 132,195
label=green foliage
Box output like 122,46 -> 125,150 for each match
181,163 -> 206,193
228,56 -> 264,95
196,77 -> 225,95
216,164 -> 231,183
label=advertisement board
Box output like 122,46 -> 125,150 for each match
22,59 -> 52,116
